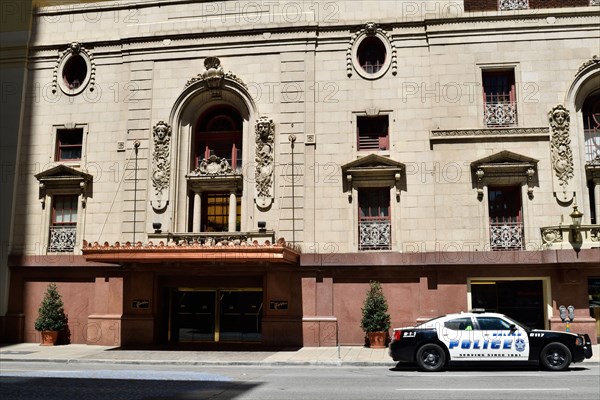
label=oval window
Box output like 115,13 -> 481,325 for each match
62,54 -> 88,90
357,36 -> 386,75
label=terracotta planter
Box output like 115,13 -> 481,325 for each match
40,330 -> 59,346
367,331 -> 387,348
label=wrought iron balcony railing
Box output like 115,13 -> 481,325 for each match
49,225 -> 77,252
484,101 -> 517,127
499,0 -> 529,10
490,222 -> 524,251
359,219 -> 391,251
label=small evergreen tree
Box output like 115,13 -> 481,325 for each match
34,283 -> 67,332
360,281 -> 391,333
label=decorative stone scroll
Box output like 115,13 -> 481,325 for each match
255,116 -> 275,209
150,121 -> 172,211
52,41 -> 96,95
184,57 -> 247,97
549,105 -> 574,201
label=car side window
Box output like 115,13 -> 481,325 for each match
444,317 -> 473,331
476,317 -> 511,330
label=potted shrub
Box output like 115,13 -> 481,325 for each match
360,280 -> 391,348
34,283 -> 67,346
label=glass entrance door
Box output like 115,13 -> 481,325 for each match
471,280 -> 544,329
171,290 -> 216,342
219,290 -> 263,342
170,289 -> 262,343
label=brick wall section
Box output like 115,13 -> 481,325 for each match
464,0 -> 591,12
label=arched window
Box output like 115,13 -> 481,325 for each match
583,91 -> 600,225
583,92 -> 600,162
194,106 -> 243,171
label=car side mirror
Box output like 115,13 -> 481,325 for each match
509,324 -> 517,333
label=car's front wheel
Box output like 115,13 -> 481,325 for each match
416,343 -> 446,372
540,342 -> 572,371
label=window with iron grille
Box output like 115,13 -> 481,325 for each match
49,194 -> 78,252
56,128 -> 83,161
358,188 -> 391,251
488,186 -> 524,250
583,92 -> 600,162
482,69 -> 517,127
357,116 -> 389,151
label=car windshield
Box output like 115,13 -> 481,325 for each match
501,315 -> 529,330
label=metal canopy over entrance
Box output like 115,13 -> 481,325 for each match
169,288 -> 263,343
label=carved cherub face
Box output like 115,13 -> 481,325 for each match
552,109 -> 568,126
154,123 -> 169,141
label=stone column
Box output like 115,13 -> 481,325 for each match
192,190 -> 201,232
594,178 -> 600,223
228,191 -> 237,232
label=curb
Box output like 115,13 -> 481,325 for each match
0,357 -> 394,367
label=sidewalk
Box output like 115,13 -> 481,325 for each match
0,343 -> 392,366
1,343 -> 598,367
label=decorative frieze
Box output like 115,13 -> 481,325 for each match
255,116 -> 275,209
549,105 -> 574,200
150,121 -> 172,211
431,127 -> 548,141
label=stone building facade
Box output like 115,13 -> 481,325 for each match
2,0 -> 599,347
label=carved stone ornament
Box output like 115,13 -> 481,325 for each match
549,105 -> 574,199
52,41 -> 96,95
255,116 -> 275,209
184,57 -> 247,97
189,155 -> 236,177
347,22 -> 397,78
577,55 -> 600,76
150,121 -> 172,211
541,228 -> 563,249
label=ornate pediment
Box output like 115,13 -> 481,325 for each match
341,154 -> 405,200
34,164 -> 93,207
471,151 -> 538,200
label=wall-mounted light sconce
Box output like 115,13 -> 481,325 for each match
570,205 -> 583,229
258,221 -> 267,232
152,222 -> 162,234
569,205 -> 583,245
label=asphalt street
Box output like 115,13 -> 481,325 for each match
1,361 -> 599,400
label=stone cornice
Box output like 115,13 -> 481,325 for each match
28,4 -> 599,55
431,127 -> 549,142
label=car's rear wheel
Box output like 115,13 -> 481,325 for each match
416,344 -> 446,372
540,342 -> 572,371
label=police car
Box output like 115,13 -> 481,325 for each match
389,311 -> 593,372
